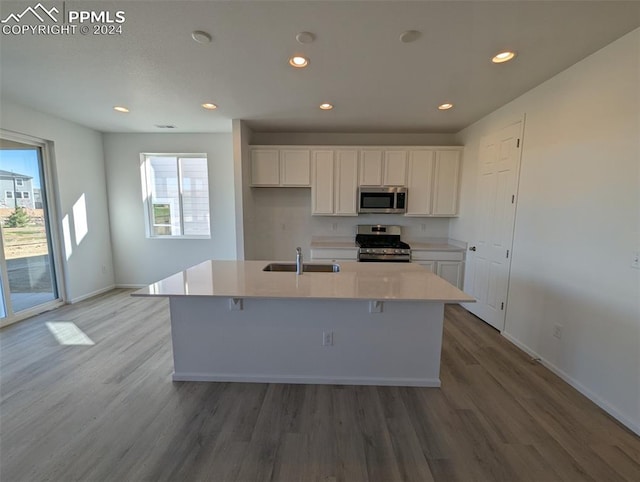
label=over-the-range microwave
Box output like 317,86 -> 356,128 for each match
358,187 -> 407,214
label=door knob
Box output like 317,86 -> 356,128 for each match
469,246 -> 477,251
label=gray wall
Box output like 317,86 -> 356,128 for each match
103,133 -> 237,285
451,28 -> 640,434
0,100 -> 115,302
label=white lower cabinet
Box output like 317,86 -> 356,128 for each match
412,250 -> 464,289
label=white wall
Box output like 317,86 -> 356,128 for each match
0,100 -> 115,302
103,133 -> 237,285
451,29 -> 640,434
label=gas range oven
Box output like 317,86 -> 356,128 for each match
355,225 -> 411,262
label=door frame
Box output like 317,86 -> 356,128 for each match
463,114 -> 526,332
0,129 -> 66,327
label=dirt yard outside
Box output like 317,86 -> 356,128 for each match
0,208 -> 49,260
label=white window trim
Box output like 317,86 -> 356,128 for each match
15,178 -> 23,187
140,153 -> 211,240
5,191 -> 13,198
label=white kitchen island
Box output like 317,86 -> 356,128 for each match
133,260 -> 474,387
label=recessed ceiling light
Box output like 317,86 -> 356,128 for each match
191,30 -> 212,44
438,103 -> 454,110
201,103 -> 218,110
492,50 -> 516,63
319,103 -> 333,110
155,125 -> 176,129
113,106 -> 129,113
289,56 -> 309,68
399,30 -> 421,43
296,32 -> 315,44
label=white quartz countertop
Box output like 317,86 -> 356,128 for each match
133,260 -> 475,303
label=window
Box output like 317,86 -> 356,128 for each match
5,191 -> 13,199
15,178 -> 23,187
22,192 -> 30,198
15,191 -> 22,199
140,154 -> 210,238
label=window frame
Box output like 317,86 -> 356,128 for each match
5,191 -> 13,199
15,178 -> 23,187
140,153 -> 211,240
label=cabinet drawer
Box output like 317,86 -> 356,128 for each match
411,250 -> 463,262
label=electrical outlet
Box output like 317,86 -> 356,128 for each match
553,324 -> 562,339
322,331 -> 333,346
228,298 -> 243,311
421,223 -> 427,232
632,250 -> 640,269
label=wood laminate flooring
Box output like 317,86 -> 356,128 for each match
1,289 -> 638,481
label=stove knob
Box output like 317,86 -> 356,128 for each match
395,249 -> 401,254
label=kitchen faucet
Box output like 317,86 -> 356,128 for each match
296,247 -> 303,275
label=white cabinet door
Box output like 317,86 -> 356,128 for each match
280,149 -> 310,186
432,150 -> 461,215
437,261 -> 463,289
415,261 -> 436,273
384,150 -> 407,186
359,149 -> 383,186
311,150 -> 334,215
251,149 -> 280,186
335,150 -> 358,216
406,150 -> 434,215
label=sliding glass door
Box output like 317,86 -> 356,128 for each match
0,134 -> 62,325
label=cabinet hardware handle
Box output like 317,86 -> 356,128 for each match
469,246 -> 477,251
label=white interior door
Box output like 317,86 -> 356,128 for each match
464,120 -> 523,331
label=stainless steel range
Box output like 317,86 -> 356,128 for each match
355,225 -> 411,262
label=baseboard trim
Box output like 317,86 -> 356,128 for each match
172,372 -> 441,387
69,285 -> 116,304
115,284 -> 146,289
501,332 -> 640,437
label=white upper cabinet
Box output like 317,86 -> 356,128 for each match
251,147 -> 310,187
311,149 -> 358,216
280,149 -> 311,186
359,149 -> 407,186
334,150 -> 358,215
384,150 -> 408,186
251,149 -> 280,186
405,148 -> 461,217
432,150 -> 461,215
406,150 -> 434,215
311,150 -> 334,215
359,149 -> 384,186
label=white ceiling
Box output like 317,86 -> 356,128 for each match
1,0 -> 639,134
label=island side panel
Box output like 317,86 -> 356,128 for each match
168,297 -> 445,387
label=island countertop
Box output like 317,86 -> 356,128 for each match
133,260 -> 474,303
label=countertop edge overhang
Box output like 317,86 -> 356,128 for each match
131,260 -> 475,303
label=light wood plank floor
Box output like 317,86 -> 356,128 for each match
1,289 -> 639,481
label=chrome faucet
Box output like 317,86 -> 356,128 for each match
296,247 -> 303,275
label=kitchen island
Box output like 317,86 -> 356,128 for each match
133,260 -> 474,387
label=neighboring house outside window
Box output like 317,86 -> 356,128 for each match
140,154 -> 211,238
0,170 -> 35,208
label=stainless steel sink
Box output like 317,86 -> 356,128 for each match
263,263 -> 340,273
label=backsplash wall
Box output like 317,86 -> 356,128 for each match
247,188 -> 450,260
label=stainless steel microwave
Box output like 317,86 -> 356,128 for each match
358,187 -> 407,214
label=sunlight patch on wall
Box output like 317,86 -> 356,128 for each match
46,321 -> 95,345
73,193 -> 88,244
62,214 -> 72,260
